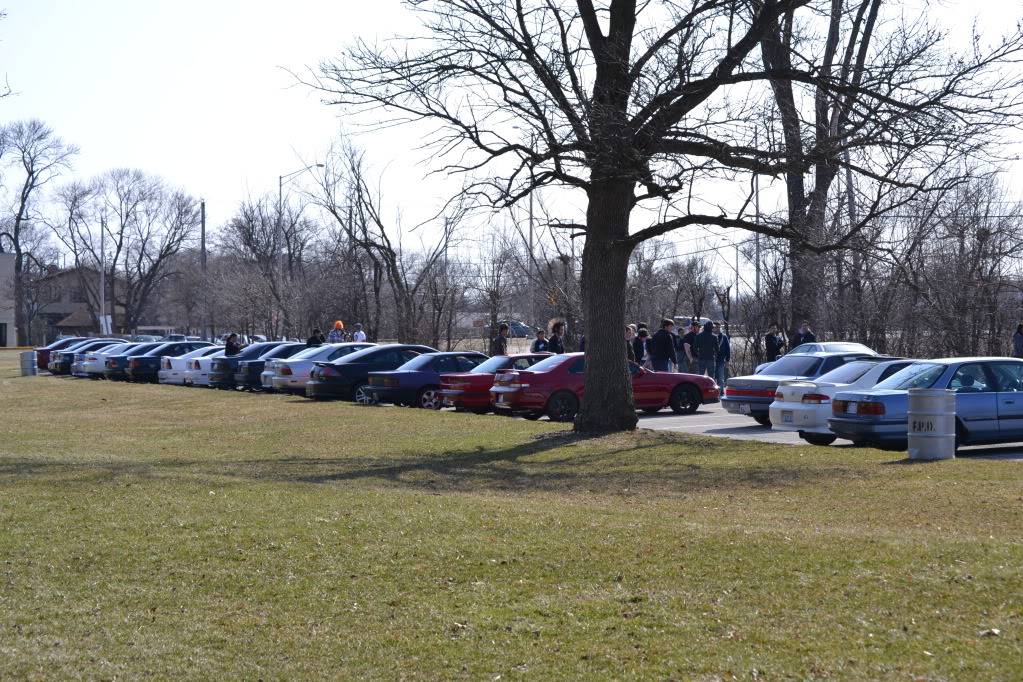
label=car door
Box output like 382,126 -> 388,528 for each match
946,363 -> 999,440
987,361 -> 1023,439
630,363 -> 663,406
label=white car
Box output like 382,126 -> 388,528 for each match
71,341 -> 129,378
769,358 -> 915,445
184,349 -> 226,387
271,342 -> 375,393
159,346 -> 223,385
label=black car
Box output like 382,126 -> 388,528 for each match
306,344 -> 438,402
48,339 -> 123,375
125,341 -> 215,382
208,342 -> 291,389
233,342 -> 307,390
103,342 -> 170,380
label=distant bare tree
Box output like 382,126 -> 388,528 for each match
0,120 -> 77,343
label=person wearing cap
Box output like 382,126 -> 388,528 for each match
327,320 -> 346,344
352,323 -> 367,343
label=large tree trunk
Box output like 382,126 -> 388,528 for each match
13,253 -> 28,346
575,181 -> 636,433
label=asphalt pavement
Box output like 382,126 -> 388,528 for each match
638,402 -> 1023,461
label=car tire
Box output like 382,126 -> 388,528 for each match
800,432 -> 837,446
546,391 -> 579,422
417,386 -> 442,410
753,415 -> 772,427
669,385 -> 701,415
353,383 -> 376,405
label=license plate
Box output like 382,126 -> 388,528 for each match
847,403 -> 858,414
738,403 -> 751,415
782,410 -> 793,423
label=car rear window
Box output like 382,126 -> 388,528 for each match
760,355 -> 822,376
814,360 -> 876,384
470,356 -> 513,374
527,355 -> 573,372
824,343 -> 874,353
873,363 -> 944,390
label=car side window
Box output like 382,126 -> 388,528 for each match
455,356 -> 481,372
569,358 -> 585,374
877,363 -> 911,382
400,350 -> 421,363
433,356 -> 458,373
988,362 -> 1023,392
947,364 -> 992,393
512,358 -> 533,370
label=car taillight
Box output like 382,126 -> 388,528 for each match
448,381 -> 469,390
280,366 -> 292,375
85,356 -> 96,362
775,391 -> 784,400
320,366 -> 338,378
832,400 -> 848,415
129,359 -> 139,368
801,393 -> 831,404
106,359 -> 116,368
857,401 -> 886,416
162,358 -> 171,369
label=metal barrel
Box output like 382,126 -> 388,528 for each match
19,350 -> 38,377
907,388 -> 956,460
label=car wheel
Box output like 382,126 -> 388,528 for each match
669,385 -> 701,415
546,391 -> 579,422
800,433 -> 837,447
353,383 -> 376,405
417,386 -> 442,410
753,415 -> 772,427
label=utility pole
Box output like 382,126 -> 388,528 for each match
201,199 -> 210,341
528,192 -> 535,326
99,214 -> 106,335
754,129 -> 761,299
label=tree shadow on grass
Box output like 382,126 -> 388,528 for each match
0,431 -> 862,497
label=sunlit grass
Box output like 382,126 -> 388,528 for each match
1,350 -> 1021,679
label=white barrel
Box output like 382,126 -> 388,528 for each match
907,388 -> 956,460
20,350 -> 38,377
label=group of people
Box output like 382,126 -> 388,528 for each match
488,317 -> 820,389
306,321 -> 368,347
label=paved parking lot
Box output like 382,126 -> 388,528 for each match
637,403 -> 1023,461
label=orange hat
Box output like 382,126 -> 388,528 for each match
334,320 -> 344,329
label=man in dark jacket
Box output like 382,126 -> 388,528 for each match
548,321 -> 566,354
693,321 -> 718,377
490,323 -> 510,356
648,318 -> 677,372
634,328 -> 651,366
306,329 -> 326,347
793,322 -> 817,348
712,321 -> 730,387
530,329 -> 549,353
225,333 -> 243,356
765,324 -> 785,362
680,320 -> 699,373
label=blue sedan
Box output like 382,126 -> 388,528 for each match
829,357 -> 1023,449
367,351 -> 489,408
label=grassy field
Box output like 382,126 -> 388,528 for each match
1,350 -> 1021,679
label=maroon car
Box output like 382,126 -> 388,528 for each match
34,336 -> 87,370
489,352 -> 719,421
439,353 -> 551,413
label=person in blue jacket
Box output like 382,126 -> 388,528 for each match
712,321 -> 731,387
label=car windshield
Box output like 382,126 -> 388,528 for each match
873,362 -> 945,390
825,343 -> 874,353
815,360 -> 877,384
142,344 -> 177,356
100,343 -> 132,355
759,355 -> 822,376
236,343 -> 278,359
259,344 -> 302,359
527,355 -> 573,372
471,356 -> 513,374
128,343 -> 162,355
397,354 -> 437,371
290,345 -> 334,361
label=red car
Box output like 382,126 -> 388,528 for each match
490,352 -> 719,421
439,353 -> 551,413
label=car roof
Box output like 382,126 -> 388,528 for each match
779,351 -> 874,358
924,356 -> 1023,364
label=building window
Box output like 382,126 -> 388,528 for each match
0,323 -> 7,347
70,288 -> 88,303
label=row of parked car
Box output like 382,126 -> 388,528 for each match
32,336 -> 722,422
719,342 -> 1023,450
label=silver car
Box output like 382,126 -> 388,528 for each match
271,343 -> 375,394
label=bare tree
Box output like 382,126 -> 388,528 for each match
311,1 -> 1023,431
0,120 -> 77,344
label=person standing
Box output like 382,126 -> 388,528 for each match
680,320 -> 699,373
693,321 -> 718,377
225,333 -> 243,357
634,328 -> 651,367
648,318 -> 678,372
765,324 -> 785,362
793,322 -> 817,348
327,321 -> 346,344
531,328 -> 549,353
548,321 -> 566,354
352,323 -> 368,343
490,323 -> 510,356
306,328 -> 326,347
712,321 -> 730,387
